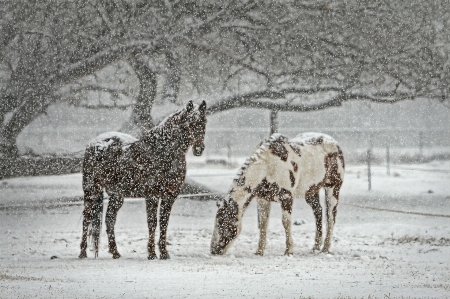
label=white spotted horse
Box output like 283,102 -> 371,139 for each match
211,133 -> 344,256
79,100 -> 207,260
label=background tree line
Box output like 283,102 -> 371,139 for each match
1,0 -> 449,158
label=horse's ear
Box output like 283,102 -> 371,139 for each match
199,100 -> 206,112
186,100 -> 194,112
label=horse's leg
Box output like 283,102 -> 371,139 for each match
145,196 -> 159,260
158,196 -> 176,260
255,197 -> 271,256
323,186 -> 340,253
105,194 -> 124,259
79,176 -> 102,259
305,192 -> 322,252
79,196 -> 93,259
280,189 -> 294,256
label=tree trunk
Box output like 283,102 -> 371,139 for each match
270,109 -> 278,136
0,89 -> 52,157
161,52 -> 181,104
125,56 -> 157,135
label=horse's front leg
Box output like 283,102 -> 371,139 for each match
106,194 -> 124,259
79,197 -> 93,259
158,196 -> 177,260
255,197 -> 270,256
280,189 -> 294,256
145,196 -> 159,260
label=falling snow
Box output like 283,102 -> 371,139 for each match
1,1 -> 450,298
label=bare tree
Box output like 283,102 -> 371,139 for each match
186,1 -> 450,114
0,0 -> 236,156
1,0 -> 449,158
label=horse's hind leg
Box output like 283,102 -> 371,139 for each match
255,197 -> 271,256
323,186 -> 340,253
305,192 -> 322,252
79,190 -> 101,258
158,196 -> 176,260
78,190 -> 103,259
106,194 -> 124,259
80,149 -> 102,259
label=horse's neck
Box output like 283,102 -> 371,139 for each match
229,159 -> 266,217
139,122 -> 189,155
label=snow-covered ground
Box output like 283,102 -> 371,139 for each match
1,160 -> 449,298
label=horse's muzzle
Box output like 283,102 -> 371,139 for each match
210,247 -> 224,255
193,144 -> 205,156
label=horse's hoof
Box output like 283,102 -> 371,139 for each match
255,251 -> 264,256
284,251 -> 293,256
159,253 -> 170,260
311,247 -> 321,254
79,252 -> 87,259
112,252 -> 121,259
147,254 -> 157,260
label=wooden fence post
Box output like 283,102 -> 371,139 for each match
419,131 -> 424,156
367,149 -> 372,191
270,109 -> 278,135
227,142 -> 232,169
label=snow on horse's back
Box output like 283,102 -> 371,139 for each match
211,132 -> 344,256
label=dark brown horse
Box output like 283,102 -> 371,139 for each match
79,100 -> 207,260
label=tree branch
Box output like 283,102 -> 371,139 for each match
45,40 -> 162,89
206,87 -> 418,115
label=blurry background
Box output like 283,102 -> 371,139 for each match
17,99 -> 450,164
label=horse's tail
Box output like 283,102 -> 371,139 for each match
88,193 -> 104,258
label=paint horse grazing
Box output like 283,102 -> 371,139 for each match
211,133 -> 344,256
79,100 -> 207,260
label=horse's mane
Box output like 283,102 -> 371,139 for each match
149,109 -> 184,136
137,108 -> 188,146
231,133 -> 289,191
146,103 -> 203,138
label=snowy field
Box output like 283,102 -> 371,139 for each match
1,160 -> 450,298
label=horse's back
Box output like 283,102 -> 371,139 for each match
289,132 -> 344,197
82,132 -> 137,189
87,132 -> 137,151
291,132 -> 340,151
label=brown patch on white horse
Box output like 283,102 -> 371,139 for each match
268,135 -> 289,162
289,170 -> 295,187
253,178 -> 280,202
291,161 -> 298,172
337,145 -> 345,169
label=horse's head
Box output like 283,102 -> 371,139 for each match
183,100 -> 207,156
210,196 -> 240,255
